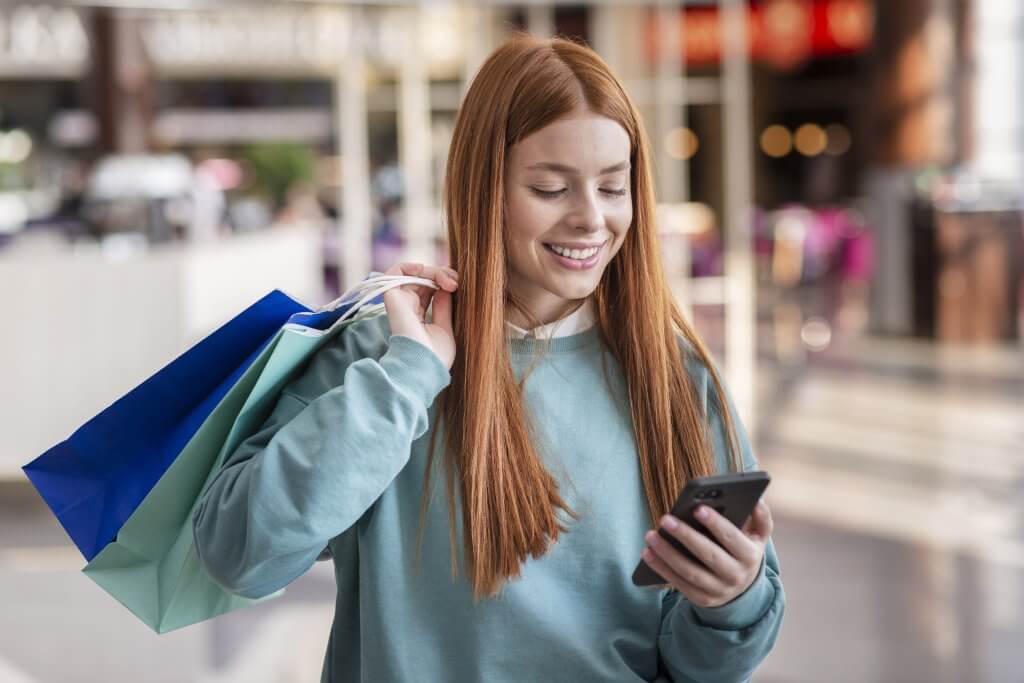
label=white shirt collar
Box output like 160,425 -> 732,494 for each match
505,299 -> 596,340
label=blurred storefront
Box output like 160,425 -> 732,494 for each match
1,0 -> 1022,477
2,4 -> 1023,683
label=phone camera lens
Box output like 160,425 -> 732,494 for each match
708,489 -> 722,499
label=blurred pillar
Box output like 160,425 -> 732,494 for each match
89,9 -> 153,155
865,0 -> 961,166
398,7 -> 436,265
971,0 -> 1023,183
862,0 -> 966,336
527,5 -> 555,39
653,2 -> 694,319
721,0 -> 756,430
460,1 -> 496,96
336,9 -> 372,290
590,4 -> 622,72
654,2 -> 686,206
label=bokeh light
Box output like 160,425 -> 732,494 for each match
760,124 -> 793,157
825,123 -> 852,155
665,127 -> 699,160
794,123 -> 827,156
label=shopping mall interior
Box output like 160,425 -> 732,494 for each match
0,1 -> 1021,681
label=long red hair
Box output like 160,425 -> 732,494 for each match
418,33 -> 742,600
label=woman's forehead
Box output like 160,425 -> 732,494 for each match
509,114 -> 631,173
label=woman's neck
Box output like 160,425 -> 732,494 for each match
505,297 -> 588,330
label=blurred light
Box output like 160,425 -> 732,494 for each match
760,125 -> 792,157
658,201 -> 715,235
0,193 -> 28,234
775,213 -> 808,244
421,5 -> 463,65
795,124 -> 827,156
665,127 -> 699,160
827,0 -> 874,49
48,110 -> 97,147
0,129 -> 32,164
772,211 -> 809,287
87,154 -> 193,200
952,176 -> 983,204
825,123 -> 852,155
800,316 -> 832,351
197,158 -> 243,191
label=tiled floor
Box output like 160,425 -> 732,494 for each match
754,331 -> 1024,683
1,328 -> 1021,682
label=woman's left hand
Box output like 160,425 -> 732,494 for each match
641,499 -> 773,608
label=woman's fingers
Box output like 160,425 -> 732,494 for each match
379,262 -> 459,370
656,516 -> 745,584
745,499 -> 773,542
387,262 -> 458,291
644,530 -> 724,595
689,506 -> 761,567
398,264 -> 458,319
430,287 -> 453,334
384,262 -> 421,278
382,262 -> 458,317
640,548 -> 718,608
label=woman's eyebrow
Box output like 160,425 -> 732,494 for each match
525,161 -> 630,175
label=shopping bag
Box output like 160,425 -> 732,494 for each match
22,289 -> 309,561
78,273 -> 435,632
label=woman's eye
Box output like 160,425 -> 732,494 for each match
530,187 -> 627,199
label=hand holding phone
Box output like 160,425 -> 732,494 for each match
632,471 -> 772,607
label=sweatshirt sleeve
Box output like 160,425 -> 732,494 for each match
192,315 -> 450,600
657,354 -> 786,682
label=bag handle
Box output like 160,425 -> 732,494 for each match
318,272 -> 440,331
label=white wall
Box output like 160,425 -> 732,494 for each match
0,225 -> 324,479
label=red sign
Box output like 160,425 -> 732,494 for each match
644,0 -> 873,70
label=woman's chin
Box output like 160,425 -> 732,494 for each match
548,277 -> 601,300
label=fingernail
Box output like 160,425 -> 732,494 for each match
661,515 -> 678,530
695,506 -> 709,520
644,530 -> 657,543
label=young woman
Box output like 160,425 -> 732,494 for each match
194,34 -> 785,682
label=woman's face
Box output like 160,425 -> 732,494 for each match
503,107 -> 633,325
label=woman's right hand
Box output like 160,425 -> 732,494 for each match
382,262 -> 459,371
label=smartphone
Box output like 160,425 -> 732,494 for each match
632,470 -> 771,587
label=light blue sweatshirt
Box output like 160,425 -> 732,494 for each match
192,313 -> 784,682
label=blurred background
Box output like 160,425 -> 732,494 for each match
0,0 -> 1021,681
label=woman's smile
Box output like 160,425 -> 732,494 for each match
542,239 -> 607,270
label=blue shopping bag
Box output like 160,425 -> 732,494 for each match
22,283 -> 386,562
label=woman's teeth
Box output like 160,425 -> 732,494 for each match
548,244 -> 600,260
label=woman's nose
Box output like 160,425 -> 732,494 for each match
572,190 -> 604,232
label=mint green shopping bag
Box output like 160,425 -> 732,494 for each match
80,274 -> 435,633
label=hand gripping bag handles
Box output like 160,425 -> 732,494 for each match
23,273 -> 437,632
